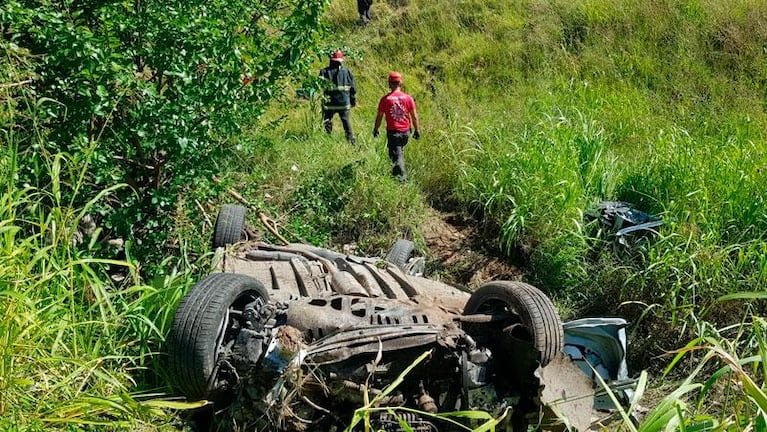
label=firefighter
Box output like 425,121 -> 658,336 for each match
373,71 -> 421,180
319,50 -> 357,144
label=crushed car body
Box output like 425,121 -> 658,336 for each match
166,205 -> 632,431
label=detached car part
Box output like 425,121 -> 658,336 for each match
585,201 -> 663,246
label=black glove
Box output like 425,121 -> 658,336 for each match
373,129 -> 379,138
413,130 -> 421,140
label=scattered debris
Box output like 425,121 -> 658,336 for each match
585,201 -> 663,246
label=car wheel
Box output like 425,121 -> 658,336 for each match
385,239 -> 415,268
212,204 -> 247,248
463,281 -> 563,367
167,273 -> 269,400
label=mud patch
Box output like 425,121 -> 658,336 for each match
422,209 -> 521,288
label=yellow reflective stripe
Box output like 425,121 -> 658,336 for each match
334,85 -> 351,91
324,104 -> 351,110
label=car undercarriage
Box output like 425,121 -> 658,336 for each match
165,205 -> 631,432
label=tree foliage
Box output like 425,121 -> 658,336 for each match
1,0 -> 328,264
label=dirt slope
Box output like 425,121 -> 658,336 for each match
421,209 -> 521,289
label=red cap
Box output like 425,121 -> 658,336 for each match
330,50 -> 345,62
388,71 -> 402,83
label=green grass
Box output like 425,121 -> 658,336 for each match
0,152 -> 202,430
5,0 -> 767,430
315,0 -> 767,316
222,105 -> 432,253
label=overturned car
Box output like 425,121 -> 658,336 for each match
166,205 -> 626,431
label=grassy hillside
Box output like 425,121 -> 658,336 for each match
239,2 -> 767,425
4,0 -> 767,429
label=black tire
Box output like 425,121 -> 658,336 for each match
463,281 -> 563,367
167,273 -> 269,400
212,204 -> 247,248
385,239 -> 415,268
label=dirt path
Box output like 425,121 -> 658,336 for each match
421,208 -> 522,289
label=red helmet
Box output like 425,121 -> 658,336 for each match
330,50 -> 345,62
388,71 -> 402,83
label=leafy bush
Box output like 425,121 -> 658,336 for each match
1,0 -> 329,266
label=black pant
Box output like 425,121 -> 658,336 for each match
357,0 -> 373,23
386,130 -> 409,179
323,109 -> 355,143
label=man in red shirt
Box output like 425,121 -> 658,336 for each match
373,71 -> 421,180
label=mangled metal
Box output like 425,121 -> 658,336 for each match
564,318 -> 634,410
586,201 -> 663,246
176,279 -> 544,430
167,205 -> 634,431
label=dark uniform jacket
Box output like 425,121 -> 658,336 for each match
320,64 -> 357,111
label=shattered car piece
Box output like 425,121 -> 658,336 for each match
585,201 -> 663,246
564,319 -> 629,383
531,319 -> 637,431
564,318 -> 634,410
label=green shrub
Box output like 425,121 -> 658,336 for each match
1,0 -> 329,267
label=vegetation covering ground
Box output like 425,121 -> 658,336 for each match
2,0 -> 767,430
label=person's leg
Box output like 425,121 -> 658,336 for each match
387,141 -> 398,164
387,132 -> 409,179
391,145 -> 406,179
322,110 -> 334,134
339,109 -> 356,144
357,0 -> 369,24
